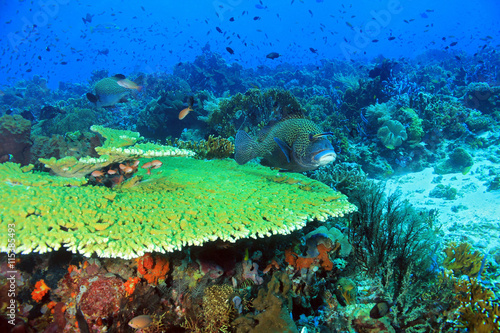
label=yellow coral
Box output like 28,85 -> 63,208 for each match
202,285 -> 236,331
443,242 -> 484,277
40,126 -> 195,177
454,278 -> 500,332
0,158 -> 356,259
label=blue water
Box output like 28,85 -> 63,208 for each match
1,0 -> 498,89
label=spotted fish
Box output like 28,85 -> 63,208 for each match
235,118 -> 336,172
86,74 -> 142,108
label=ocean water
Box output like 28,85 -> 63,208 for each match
0,0 -> 499,332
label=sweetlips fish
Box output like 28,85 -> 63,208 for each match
86,74 -> 142,108
235,118 -> 337,172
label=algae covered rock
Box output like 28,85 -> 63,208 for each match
434,147 -> 473,174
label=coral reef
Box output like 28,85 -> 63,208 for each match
167,135 -> 235,160
0,114 -> 32,165
233,271 -> 298,333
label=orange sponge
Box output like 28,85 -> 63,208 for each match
32,279 -> 50,302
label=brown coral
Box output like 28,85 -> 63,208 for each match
453,278 -> 500,332
167,135 -> 234,159
443,242 -> 484,277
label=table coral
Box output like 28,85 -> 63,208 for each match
39,126 -> 195,177
0,157 -> 356,259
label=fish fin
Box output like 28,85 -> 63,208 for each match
274,137 -> 292,163
112,74 -> 126,80
86,93 -> 98,104
136,85 -> 143,92
235,130 -> 258,165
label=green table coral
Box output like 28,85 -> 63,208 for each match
0,159 -> 356,259
39,126 -> 195,177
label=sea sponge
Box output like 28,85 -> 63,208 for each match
377,120 -> 407,149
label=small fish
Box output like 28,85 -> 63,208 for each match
179,96 -> 195,120
75,306 -> 90,333
309,47 -> 317,53
388,36 -> 396,40
450,41 -> 457,46
97,48 -> 109,56
82,13 -> 93,24
372,39 -> 379,42
226,46 -> 234,54
229,17 -> 235,21
253,16 -> 261,20
235,118 -> 336,172
216,26 -> 223,33
370,301 -> 395,319
116,77 -> 142,92
266,52 -> 280,59
128,315 -> 153,329
60,61 -> 68,65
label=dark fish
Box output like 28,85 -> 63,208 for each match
97,48 -> 109,56
388,36 -> 396,40
229,17 -> 235,21
372,39 -> 379,42
26,69 -> 32,72
216,27 -> 222,33
309,47 -> 317,53
60,61 -> 68,65
75,306 -> 90,333
455,56 -> 461,61
235,118 -> 336,172
370,301 -> 394,319
82,13 -> 93,24
253,16 -> 261,20
450,41 -> 457,46
266,52 -> 280,59
255,4 -> 267,9
226,47 -> 234,54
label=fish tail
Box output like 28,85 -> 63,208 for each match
235,130 -> 258,165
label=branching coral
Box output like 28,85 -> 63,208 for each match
443,242 -> 484,277
346,180 -> 438,298
453,278 -> 500,332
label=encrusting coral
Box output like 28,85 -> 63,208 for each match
0,155 -> 356,259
